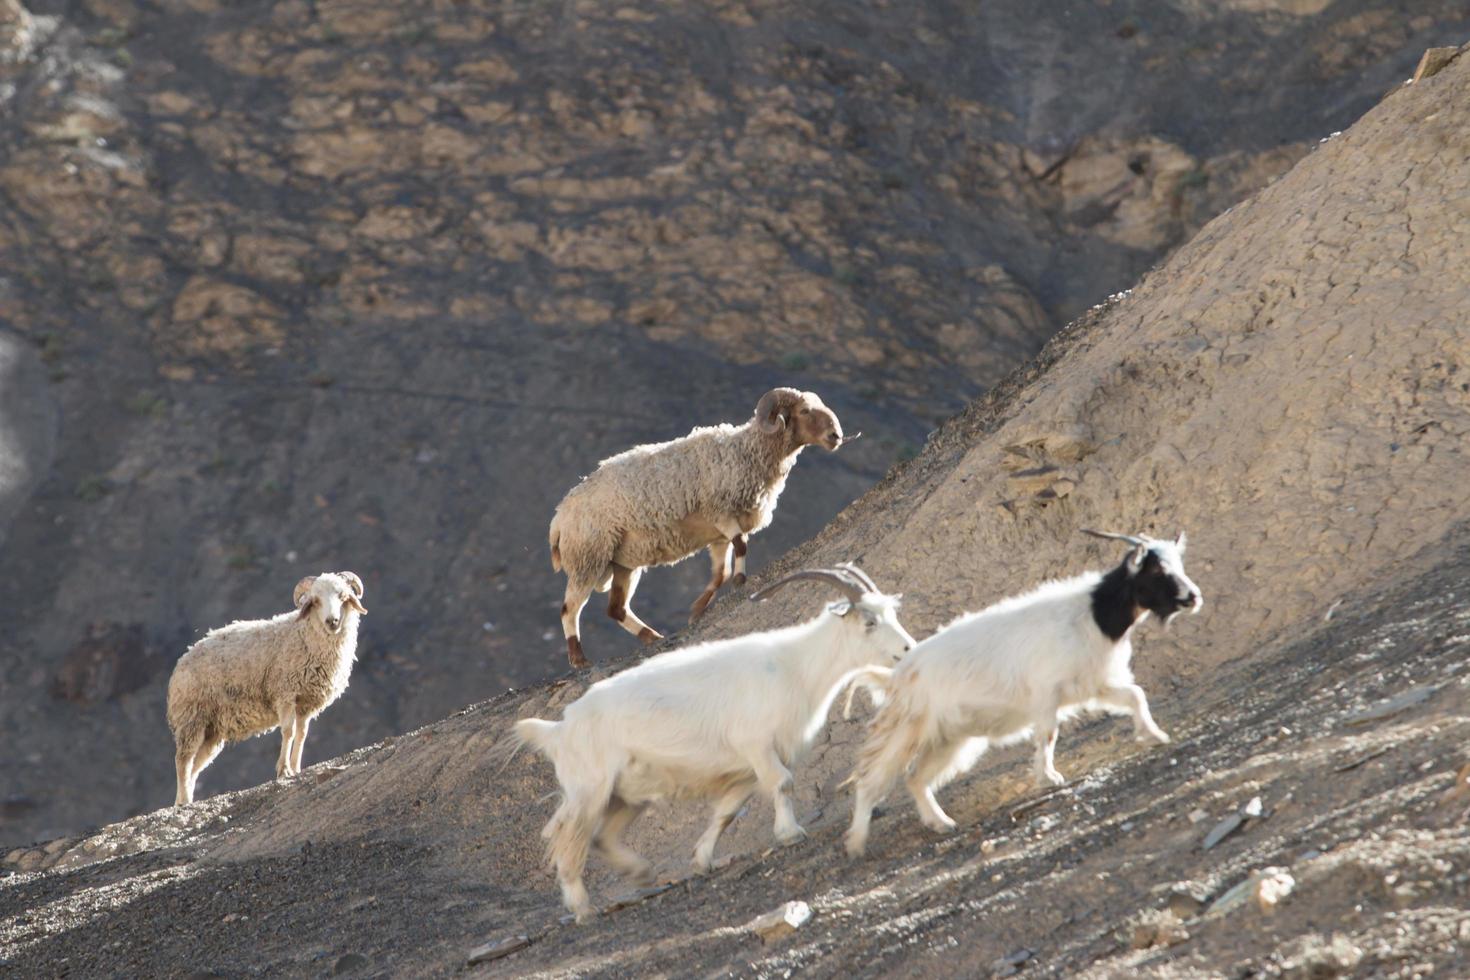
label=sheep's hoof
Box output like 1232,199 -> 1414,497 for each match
637,627 -> 662,645
732,573 -> 747,586
844,833 -> 867,859
567,637 -> 591,670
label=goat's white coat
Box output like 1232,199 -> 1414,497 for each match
845,540 -> 1200,857
515,588 -> 913,921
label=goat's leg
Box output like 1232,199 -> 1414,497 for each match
561,580 -> 594,669
276,705 -> 298,778
174,729 -> 203,805
846,715 -> 925,858
546,798 -> 601,923
1032,715 -> 1066,788
905,738 -> 963,833
1098,683 -> 1170,744
608,563 -> 662,644
751,749 -> 804,845
290,712 -> 312,773
689,540 -> 731,623
731,534 -> 749,586
594,795 -> 654,886
693,779 -> 756,872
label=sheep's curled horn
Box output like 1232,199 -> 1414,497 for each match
293,576 -> 317,608
748,566 -> 870,606
338,571 -> 368,614
755,387 -> 802,435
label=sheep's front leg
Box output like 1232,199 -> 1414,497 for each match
693,779 -> 755,872
730,534 -> 749,586
751,750 -> 805,845
290,712 -> 312,774
689,540 -> 732,623
1099,683 -> 1170,744
276,705 -> 298,778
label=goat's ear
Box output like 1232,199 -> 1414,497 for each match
830,600 -> 853,617
1174,531 -> 1187,552
1126,543 -> 1147,572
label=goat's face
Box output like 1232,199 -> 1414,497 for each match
756,388 -> 848,451
833,595 -> 915,665
294,571 -> 368,634
1129,535 -> 1202,627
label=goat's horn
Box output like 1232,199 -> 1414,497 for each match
750,568 -> 865,605
1080,528 -> 1149,548
835,562 -> 879,593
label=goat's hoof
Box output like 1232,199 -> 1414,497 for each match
920,815 -> 957,834
627,863 -> 656,887
1138,729 -> 1171,745
1037,771 -> 1067,789
775,825 -> 808,847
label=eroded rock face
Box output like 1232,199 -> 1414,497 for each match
0,0 -> 1466,842
51,622 -> 161,705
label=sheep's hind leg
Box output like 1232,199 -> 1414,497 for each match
174,729 -> 204,805
693,779 -> 755,872
608,563 -> 662,644
594,796 -> 654,886
561,580 -> 593,669
689,540 -> 732,623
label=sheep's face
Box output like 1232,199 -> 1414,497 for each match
294,572 -> 368,634
791,392 -> 844,452
1129,535 -> 1202,627
834,595 -> 915,665
756,388 -> 848,451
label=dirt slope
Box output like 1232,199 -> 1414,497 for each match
2,41 -> 1469,979
4,0 -> 1470,845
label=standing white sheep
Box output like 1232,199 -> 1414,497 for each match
512,564 -> 914,921
167,571 -> 368,805
549,387 -> 856,668
844,530 -> 1203,857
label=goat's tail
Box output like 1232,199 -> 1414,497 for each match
841,691 -> 929,793
549,520 -> 563,573
840,665 -> 895,720
513,717 -> 563,763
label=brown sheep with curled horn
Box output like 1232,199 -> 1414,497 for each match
548,387 -> 859,668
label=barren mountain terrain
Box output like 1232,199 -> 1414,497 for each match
2,29 -> 1468,978
3,0 -> 1470,847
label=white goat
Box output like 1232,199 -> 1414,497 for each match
844,530 -> 1202,857
513,564 -> 914,921
167,571 -> 367,805
549,387 -> 858,669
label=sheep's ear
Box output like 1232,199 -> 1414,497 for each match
1174,531 -> 1187,552
297,598 -> 317,620
1126,544 -> 1147,572
346,594 -> 368,616
293,576 -> 317,608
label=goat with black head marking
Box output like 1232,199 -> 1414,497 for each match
548,387 -> 857,668
844,529 -> 1202,857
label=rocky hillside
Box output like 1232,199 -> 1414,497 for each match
3,0 -> 1469,845
2,37 -> 1467,979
